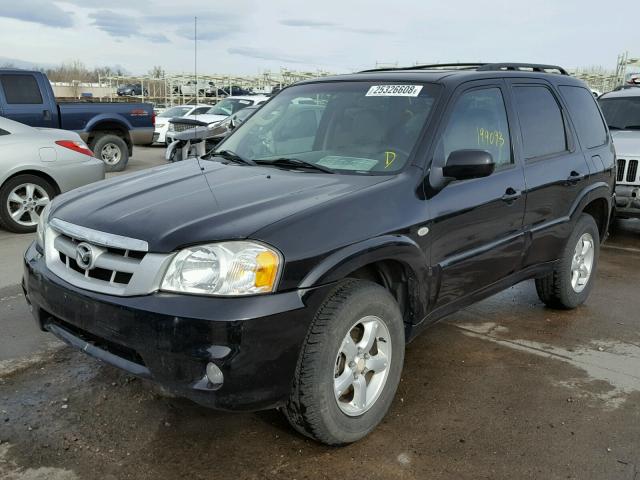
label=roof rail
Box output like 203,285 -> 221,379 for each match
359,62 -> 569,75
477,63 -> 569,75
360,63 -> 485,73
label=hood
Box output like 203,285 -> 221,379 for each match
50,159 -> 388,252
611,130 -> 640,156
181,113 -> 227,125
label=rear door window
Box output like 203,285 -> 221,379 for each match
441,87 -> 512,168
559,86 -> 607,148
0,75 -> 44,104
513,86 -> 567,159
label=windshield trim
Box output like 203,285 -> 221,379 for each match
212,80 -> 443,177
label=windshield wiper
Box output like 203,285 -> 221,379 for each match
254,157 -> 335,174
608,125 -> 623,130
212,150 -> 256,166
623,125 -> 640,130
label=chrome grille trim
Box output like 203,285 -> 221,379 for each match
45,219 -> 174,297
627,160 -> 638,183
49,218 -> 149,252
617,159 -> 626,182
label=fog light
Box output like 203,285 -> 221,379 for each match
206,362 -> 224,385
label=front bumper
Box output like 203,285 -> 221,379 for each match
614,185 -> 640,218
23,242 -> 332,411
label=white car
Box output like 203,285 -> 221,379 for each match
166,95 -> 269,144
154,104 -> 211,145
0,117 -> 104,233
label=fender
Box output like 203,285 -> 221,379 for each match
83,113 -> 133,135
299,235 -> 431,325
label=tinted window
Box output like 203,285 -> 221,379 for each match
559,86 -> 607,148
599,96 -> 640,130
514,86 -> 566,159
0,75 -> 43,104
441,87 -> 512,167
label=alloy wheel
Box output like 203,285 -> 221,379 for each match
571,232 -> 595,293
6,183 -> 50,227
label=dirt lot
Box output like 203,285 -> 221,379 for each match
1,147 -> 639,480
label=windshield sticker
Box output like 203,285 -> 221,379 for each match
384,151 -> 396,168
317,156 -> 378,171
366,85 -> 423,97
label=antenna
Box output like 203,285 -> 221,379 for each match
194,16 -> 198,105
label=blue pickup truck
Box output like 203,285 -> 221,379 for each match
0,70 -> 155,171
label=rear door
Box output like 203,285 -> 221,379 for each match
506,79 -> 592,266
0,73 -> 57,128
428,80 -> 527,309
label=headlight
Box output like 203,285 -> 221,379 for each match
36,203 -> 51,249
168,123 -> 175,131
161,241 -> 282,296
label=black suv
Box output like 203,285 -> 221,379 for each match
23,63 -> 615,445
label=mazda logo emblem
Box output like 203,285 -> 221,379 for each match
75,242 -> 95,270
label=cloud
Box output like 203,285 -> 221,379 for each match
88,10 -> 169,43
280,18 -> 390,35
146,14 -> 242,42
0,1 -> 73,28
228,47 -> 308,64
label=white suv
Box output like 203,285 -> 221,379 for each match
154,104 -> 211,145
600,88 -> 640,218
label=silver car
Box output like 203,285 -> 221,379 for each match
0,117 -> 105,233
599,88 -> 640,218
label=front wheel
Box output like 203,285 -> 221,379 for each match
284,280 -> 405,445
535,214 -> 600,309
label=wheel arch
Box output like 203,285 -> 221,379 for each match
86,120 -> 132,154
572,182 -> 612,242
299,235 -> 430,327
2,169 -> 61,195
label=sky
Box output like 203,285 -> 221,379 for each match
0,0 -> 638,75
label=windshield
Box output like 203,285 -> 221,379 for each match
214,82 -> 440,174
208,98 -> 254,116
158,106 -> 193,118
599,96 -> 640,129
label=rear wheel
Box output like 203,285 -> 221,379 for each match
92,134 -> 129,172
0,174 -> 55,233
284,279 -> 405,445
535,214 -> 600,309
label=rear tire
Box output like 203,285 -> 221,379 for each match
535,214 -> 600,309
284,279 -> 405,445
92,134 -> 129,172
0,174 -> 55,233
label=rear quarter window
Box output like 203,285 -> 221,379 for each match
0,75 -> 44,104
559,85 -> 607,148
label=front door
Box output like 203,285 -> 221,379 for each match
428,81 -> 526,309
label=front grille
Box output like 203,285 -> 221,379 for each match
172,122 -> 196,133
617,159 -> 626,182
45,219 -> 172,297
626,160 -> 638,183
53,233 -> 145,288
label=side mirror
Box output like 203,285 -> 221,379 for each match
442,150 -> 495,181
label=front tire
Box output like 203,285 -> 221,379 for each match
92,134 -> 129,172
284,279 -> 405,445
535,214 -> 600,309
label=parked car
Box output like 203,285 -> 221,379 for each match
179,80 -> 215,97
117,84 -> 148,96
165,95 -> 269,145
0,70 -> 155,172
24,63 -> 614,445
0,117 -> 104,233
154,104 -> 211,145
599,87 -> 640,218
165,105 -> 262,162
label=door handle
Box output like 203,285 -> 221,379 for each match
501,187 -> 522,203
566,170 -> 584,185
43,109 -> 51,121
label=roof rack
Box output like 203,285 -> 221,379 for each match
359,62 -> 569,76
477,63 -> 569,75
